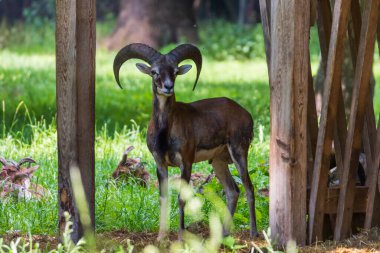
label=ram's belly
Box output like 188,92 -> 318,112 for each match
164,145 -> 228,167
194,145 -> 227,163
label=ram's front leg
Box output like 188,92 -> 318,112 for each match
156,164 -> 169,241
178,162 -> 192,240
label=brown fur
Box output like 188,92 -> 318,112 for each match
113,43 -> 258,240
112,146 -> 151,187
0,157 -> 48,200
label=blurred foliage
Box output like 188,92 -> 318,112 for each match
198,20 -> 321,61
22,0 -> 55,26
198,20 -> 266,60
0,0 -> 118,23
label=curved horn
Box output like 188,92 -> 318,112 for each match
168,44 -> 202,91
17,157 -> 36,168
121,146 -> 134,164
0,156 -> 8,167
113,43 -> 161,89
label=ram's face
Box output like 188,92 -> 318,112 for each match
150,63 -> 178,97
135,58 -> 192,97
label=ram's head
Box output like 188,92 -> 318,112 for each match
113,43 -> 202,97
0,156 -> 47,200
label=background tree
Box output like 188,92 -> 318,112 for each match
105,0 -> 198,50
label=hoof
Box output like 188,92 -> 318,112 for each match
250,231 -> 259,238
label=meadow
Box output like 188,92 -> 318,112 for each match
0,20 -> 379,240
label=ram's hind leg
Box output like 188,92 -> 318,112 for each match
227,144 -> 258,237
212,158 -> 240,237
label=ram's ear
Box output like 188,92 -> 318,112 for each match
136,63 -> 151,75
177,64 -> 192,75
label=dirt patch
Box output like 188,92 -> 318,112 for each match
2,228 -> 380,252
300,228 -> 380,253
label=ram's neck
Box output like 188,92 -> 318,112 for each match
152,93 -> 176,130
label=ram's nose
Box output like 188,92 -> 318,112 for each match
162,80 -> 174,94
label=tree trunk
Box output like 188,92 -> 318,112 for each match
105,0 -> 198,50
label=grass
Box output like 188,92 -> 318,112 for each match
0,21 -> 272,236
1,19 -> 380,242
0,117 -> 270,235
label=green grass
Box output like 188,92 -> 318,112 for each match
1,19 -> 380,239
0,21 -> 272,236
0,119 -> 270,235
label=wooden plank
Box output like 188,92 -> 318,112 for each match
310,0 -> 318,26
342,0 -> 380,229
309,0 -> 352,243
76,0 -> 96,233
269,0 -> 309,246
259,0 -> 271,73
377,5 -> 380,57
364,100 -> 380,228
377,117 -> 380,193
317,0 -> 348,183
316,0 -> 332,69
307,56 -> 319,187
324,186 -> 368,214
56,0 -> 80,241
334,0 -> 380,240
56,0 -> 96,242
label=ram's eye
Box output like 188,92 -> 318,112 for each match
174,68 -> 179,75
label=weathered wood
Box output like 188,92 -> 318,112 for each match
307,56 -> 319,187
345,0 -> 380,229
269,0 -> 309,246
376,117 -> 380,193
76,0 -> 96,233
310,0 -> 317,26
324,186 -> 368,214
309,0 -> 352,243
259,0 -> 271,73
56,0 -> 96,242
56,0 -> 79,241
364,99 -> 380,228
317,0 -> 348,183
334,0 -> 380,240
316,0 -> 332,68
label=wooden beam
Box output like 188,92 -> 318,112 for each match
269,0 -> 309,246
334,0 -> 380,240
364,100 -> 380,228
56,0 -> 79,241
324,186 -> 368,214
366,115 -> 380,227
307,60 -> 319,187
345,0 -> 380,230
76,0 -> 96,233
310,0 -> 317,26
259,0 -> 271,74
56,0 -> 96,242
309,0 -> 352,243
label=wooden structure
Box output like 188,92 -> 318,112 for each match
260,0 -> 380,246
56,0 -> 96,242
54,0 -> 380,246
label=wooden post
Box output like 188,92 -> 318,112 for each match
308,0 -> 352,243
56,0 -> 96,242
334,0 -> 380,240
269,0 -> 309,246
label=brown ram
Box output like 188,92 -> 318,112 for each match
114,43 -> 257,240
